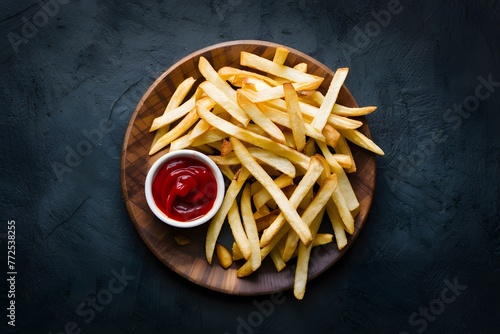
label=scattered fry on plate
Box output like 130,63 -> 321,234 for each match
216,243 -> 233,269
174,235 -> 191,246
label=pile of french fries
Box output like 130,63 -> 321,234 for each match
148,46 -> 384,299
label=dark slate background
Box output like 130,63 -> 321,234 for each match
1,0 -> 499,333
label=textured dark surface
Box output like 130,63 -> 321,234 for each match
0,0 -> 499,333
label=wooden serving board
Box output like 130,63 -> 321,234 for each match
120,40 -> 376,295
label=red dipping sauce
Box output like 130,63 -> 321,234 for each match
151,157 -> 218,222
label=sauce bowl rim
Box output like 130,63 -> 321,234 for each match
144,149 -> 225,228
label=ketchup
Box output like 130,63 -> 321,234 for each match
152,157 -> 218,222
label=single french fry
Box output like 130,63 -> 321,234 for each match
303,138 -> 317,157
218,66 -> 281,86
313,233 -> 334,246
333,153 -> 354,170
240,76 -> 272,91
294,208 -> 325,300
327,113 -> 363,130
241,184 -> 261,271
169,133 -> 194,152
220,139 -> 232,156
293,62 -> 308,73
283,82 -> 307,152
218,164 -> 234,180
255,210 -> 280,232
232,242 -> 244,261
338,129 -> 385,155
205,168 -> 250,264
299,187 -> 314,211
194,144 -> 216,155
240,51 -> 322,84
216,243 -> 233,269
227,201 -> 252,260
311,68 -> 349,132
174,235 -> 191,246
273,46 -> 290,65
270,247 -> 286,272
188,119 -> 212,142
203,140 -> 223,152
330,187 -> 354,235
191,129 -> 228,147
311,92 -> 377,116
332,104 -> 377,116
316,153 -> 331,181
231,137 -> 313,247
322,123 -> 341,148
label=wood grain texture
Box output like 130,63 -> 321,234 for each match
120,40 -> 376,295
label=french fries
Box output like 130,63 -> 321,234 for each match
311,68 -> 349,132
231,137 -> 313,247
241,184 -> 261,271
216,243 -> 233,269
282,173 -> 338,262
237,91 -> 286,143
240,51 -> 322,84
227,201 -> 251,260
294,208 -> 325,300
151,77 -> 196,149
147,46 -> 384,299
283,82 -> 307,151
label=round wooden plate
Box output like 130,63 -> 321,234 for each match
121,40 -> 376,295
